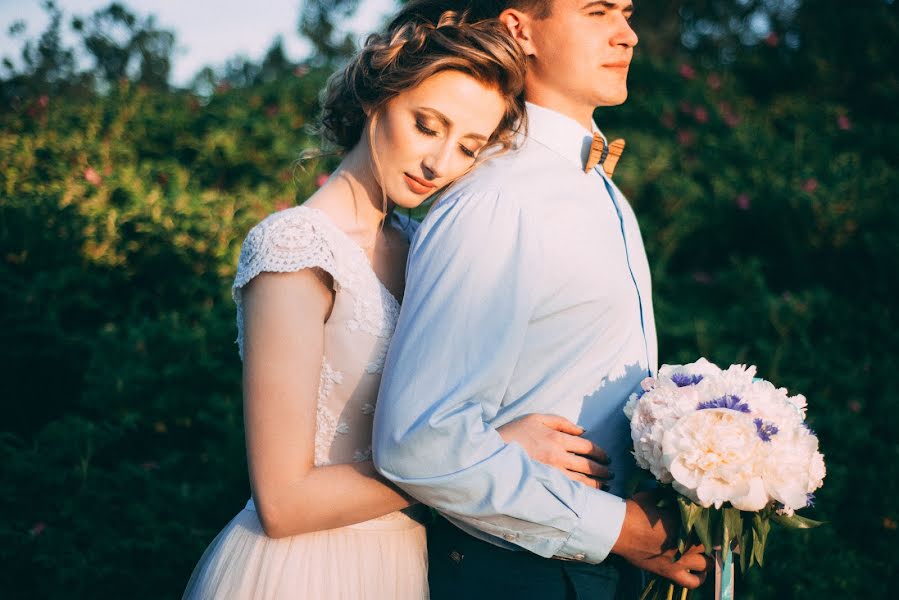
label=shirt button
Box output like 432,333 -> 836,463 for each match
573,553 -> 585,561
503,533 -> 518,541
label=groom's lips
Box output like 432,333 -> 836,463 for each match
404,173 -> 436,195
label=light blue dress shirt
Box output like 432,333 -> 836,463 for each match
373,102 -> 658,564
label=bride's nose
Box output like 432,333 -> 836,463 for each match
421,141 -> 455,180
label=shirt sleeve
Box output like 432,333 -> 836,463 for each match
372,188 -> 626,564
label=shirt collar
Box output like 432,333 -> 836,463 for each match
523,101 -> 608,171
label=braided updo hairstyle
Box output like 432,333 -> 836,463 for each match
319,10 -> 527,154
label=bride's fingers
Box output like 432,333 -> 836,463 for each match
563,455 -> 613,480
537,414 -> 584,436
557,434 -> 610,464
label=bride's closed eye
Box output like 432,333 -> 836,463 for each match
415,119 -> 438,137
416,118 -> 478,159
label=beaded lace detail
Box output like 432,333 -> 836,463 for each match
314,359 -> 344,466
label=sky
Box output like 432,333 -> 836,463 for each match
0,0 -> 398,86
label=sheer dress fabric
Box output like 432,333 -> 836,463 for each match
183,206 -> 427,600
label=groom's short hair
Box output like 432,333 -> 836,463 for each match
390,0 -> 552,27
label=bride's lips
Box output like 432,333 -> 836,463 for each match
404,172 -> 437,195
603,61 -> 631,70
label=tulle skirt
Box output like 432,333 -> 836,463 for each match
183,506 -> 428,600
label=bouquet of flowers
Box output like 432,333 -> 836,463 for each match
624,358 -> 826,600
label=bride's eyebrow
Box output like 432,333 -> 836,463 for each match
418,107 -> 488,142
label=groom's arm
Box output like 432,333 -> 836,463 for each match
372,188 -> 626,564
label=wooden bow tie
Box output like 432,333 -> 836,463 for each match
584,134 -> 625,177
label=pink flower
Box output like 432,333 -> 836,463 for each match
848,400 -> 862,413
765,32 -> 780,47
679,101 -> 693,114
38,95 -> 49,108
736,194 -> 751,210
661,112 -> 675,129
316,173 -> 330,187
274,199 -> 292,212
802,178 -> 819,193
30,522 -> 46,536
837,115 -> 851,131
723,111 -> 742,128
679,63 -> 696,80
693,106 -> 709,124
84,167 -> 102,186
294,65 -> 309,77
706,73 -> 722,91
676,129 -> 695,146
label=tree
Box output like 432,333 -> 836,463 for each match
74,3 -> 175,89
298,0 -> 362,65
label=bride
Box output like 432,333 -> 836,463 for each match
183,9 -> 614,600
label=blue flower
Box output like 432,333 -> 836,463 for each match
697,394 -> 750,413
805,493 -> 816,508
671,373 -> 704,387
754,418 -> 779,442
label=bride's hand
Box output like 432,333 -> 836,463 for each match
497,414 -> 613,489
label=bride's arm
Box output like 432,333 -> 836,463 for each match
241,269 -> 413,539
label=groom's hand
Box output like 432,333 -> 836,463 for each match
497,414 -> 613,489
611,491 -> 712,589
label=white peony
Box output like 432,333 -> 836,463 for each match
758,426 -> 826,511
662,408 -> 763,509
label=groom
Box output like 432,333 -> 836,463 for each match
374,1 -> 711,598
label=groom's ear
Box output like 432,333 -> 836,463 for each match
498,9 -> 538,57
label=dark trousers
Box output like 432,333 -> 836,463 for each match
427,516 -> 638,600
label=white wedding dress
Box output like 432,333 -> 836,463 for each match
183,206 -> 428,599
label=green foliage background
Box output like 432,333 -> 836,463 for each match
1,1 -> 896,598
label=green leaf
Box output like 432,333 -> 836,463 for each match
738,518 -> 750,574
771,512 -> 826,529
722,507 -> 743,563
751,514 -> 771,568
694,507 -> 713,555
678,495 -> 702,536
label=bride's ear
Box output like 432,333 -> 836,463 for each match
498,9 -> 537,57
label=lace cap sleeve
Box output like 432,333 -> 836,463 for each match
232,206 -> 341,358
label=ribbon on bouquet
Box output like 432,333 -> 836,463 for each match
714,544 -> 736,600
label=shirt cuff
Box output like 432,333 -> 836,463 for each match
555,489 -> 627,564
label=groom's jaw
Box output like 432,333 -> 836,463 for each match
511,0 -> 638,125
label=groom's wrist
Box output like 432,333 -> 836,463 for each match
554,489 -> 626,564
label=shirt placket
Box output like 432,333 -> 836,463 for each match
595,170 -> 652,378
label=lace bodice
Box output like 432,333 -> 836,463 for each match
233,205 -> 416,467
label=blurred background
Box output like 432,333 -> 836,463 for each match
1,0 -> 896,597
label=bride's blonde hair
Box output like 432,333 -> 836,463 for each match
319,10 -> 527,155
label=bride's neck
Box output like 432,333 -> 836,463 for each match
318,140 -> 390,245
